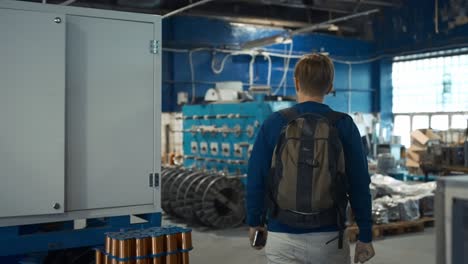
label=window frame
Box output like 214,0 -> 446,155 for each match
394,112 -> 468,132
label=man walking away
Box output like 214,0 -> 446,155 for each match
247,53 -> 375,264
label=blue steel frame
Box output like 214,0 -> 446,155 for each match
0,213 -> 162,258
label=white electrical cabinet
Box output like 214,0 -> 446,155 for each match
436,176 -> 468,264
0,0 -> 162,226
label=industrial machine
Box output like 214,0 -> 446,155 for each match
162,84 -> 293,228
0,1 -> 162,261
436,176 -> 468,264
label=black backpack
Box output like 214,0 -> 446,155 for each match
266,107 -> 349,248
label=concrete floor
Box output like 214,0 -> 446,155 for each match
164,217 -> 435,264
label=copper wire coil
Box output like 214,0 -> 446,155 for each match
119,239 -> 131,264
181,232 -> 192,250
176,233 -> 183,264
105,236 -> 112,254
166,234 -> 177,252
111,238 -> 120,264
165,234 -> 178,264
144,237 -> 152,254
105,236 -> 112,264
165,253 -> 178,264
129,238 -> 136,264
136,238 -> 149,264
151,236 -> 165,264
151,256 -> 163,264
96,250 -> 104,264
181,252 -> 190,264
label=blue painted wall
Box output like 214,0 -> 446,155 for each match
162,16 -> 377,113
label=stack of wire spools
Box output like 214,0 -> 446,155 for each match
161,166 -> 246,228
94,226 -> 192,264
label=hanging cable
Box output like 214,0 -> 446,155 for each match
163,41 -> 468,65
263,54 -> 272,87
189,51 -> 196,103
211,53 -> 232,74
249,55 -> 257,86
210,51 -> 271,87
347,62 -> 353,113
273,41 -> 294,95
281,44 -> 287,96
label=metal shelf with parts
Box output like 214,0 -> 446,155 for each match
0,213 -> 162,257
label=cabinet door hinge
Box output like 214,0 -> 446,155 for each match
150,40 -> 160,54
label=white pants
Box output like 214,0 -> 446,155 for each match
265,231 -> 351,264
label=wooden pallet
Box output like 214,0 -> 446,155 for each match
347,217 -> 434,242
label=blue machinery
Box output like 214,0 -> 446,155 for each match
183,97 -> 292,175
161,95 -> 293,228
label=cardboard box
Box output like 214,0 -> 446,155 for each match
407,150 -> 421,163
426,129 -> 442,141
409,143 -> 426,152
411,130 -> 430,145
406,158 -> 420,168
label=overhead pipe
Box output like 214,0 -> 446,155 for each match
334,0 -> 400,7
162,0 -> 216,19
241,8 -> 380,49
291,8 -> 380,35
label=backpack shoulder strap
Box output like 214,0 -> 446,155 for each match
324,111 -> 347,126
278,107 -> 299,123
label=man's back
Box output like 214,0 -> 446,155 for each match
247,101 -> 372,239
247,53 -> 375,264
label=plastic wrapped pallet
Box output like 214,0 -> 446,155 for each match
372,203 -> 389,224
396,197 -> 420,221
387,202 -> 401,222
370,185 -> 378,200
374,196 -> 400,222
371,174 -> 436,197
417,194 -> 434,217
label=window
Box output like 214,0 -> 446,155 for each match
431,115 -> 449,130
412,115 -> 430,130
451,115 -> 468,129
392,49 -> 468,113
394,115 -> 411,147
392,49 -> 468,147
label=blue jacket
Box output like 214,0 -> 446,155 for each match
246,101 -> 373,243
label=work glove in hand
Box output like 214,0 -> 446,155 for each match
354,241 -> 375,263
248,226 -> 267,250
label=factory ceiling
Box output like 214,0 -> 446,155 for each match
24,0 -> 403,39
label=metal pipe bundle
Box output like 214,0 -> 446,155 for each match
95,226 -> 193,264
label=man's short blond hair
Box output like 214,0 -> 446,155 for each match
294,53 -> 334,96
